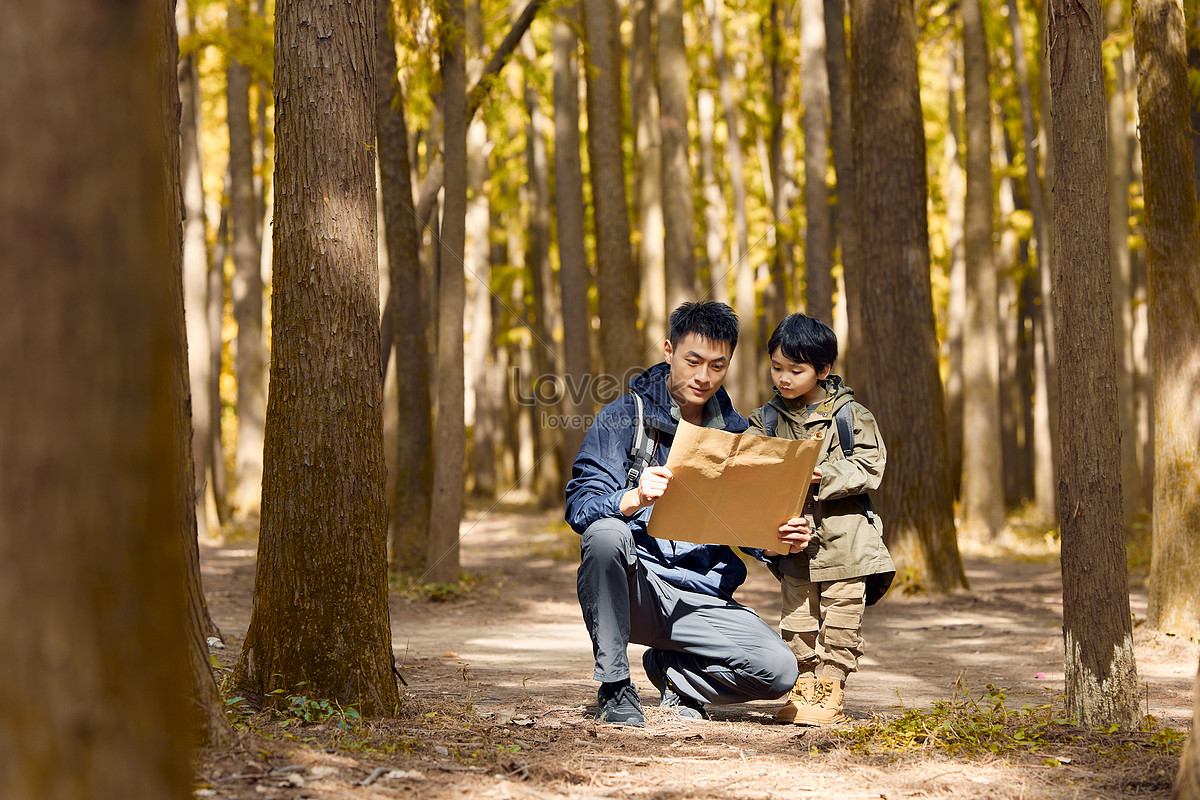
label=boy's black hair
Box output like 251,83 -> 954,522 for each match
668,301 -> 739,352
767,313 -> 838,370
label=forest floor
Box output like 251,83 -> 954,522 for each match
197,508 -> 1197,800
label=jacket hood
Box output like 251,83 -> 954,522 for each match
629,361 -> 748,434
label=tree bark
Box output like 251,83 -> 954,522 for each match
658,0 -> 696,313
707,0 -> 755,407
960,0 -> 1004,538
1,1 -> 197,794
428,0 -> 469,584
764,0 -> 796,326
633,0 -> 667,351
179,0 -> 216,541
824,0 -> 863,388
1049,0 -> 1140,727
582,0 -> 640,378
1134,0 -> 1200,641
1108,3 -> 1142,526
943,46 -> 966,497
229,0 -> 267,528
232,0 -> 399,715
209,181 -> 231,524
850,0 -> 965,592
800,0 -> 832,325
554,4 -> 593,466
376,0 -> 434,572
697,80 -> 730,305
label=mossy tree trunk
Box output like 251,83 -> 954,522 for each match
1049,0 -> 1140,728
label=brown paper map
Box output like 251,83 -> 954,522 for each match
647,419 -> 823,551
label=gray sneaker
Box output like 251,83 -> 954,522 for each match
596,681 -> 645,727
642,649 -> 708,720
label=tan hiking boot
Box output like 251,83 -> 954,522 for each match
780,675 -> 845,725
774,674 -> 817,724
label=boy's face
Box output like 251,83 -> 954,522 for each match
770,349 -> 831,404
664,333 -> 732,412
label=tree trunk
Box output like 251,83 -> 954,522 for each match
376,0 -> 434,573
851,0 -> 965,592
178,0 -> 216,541
1134,0 -> 1200,641
1,1 -> 197,795
465,0 -> 496,500
428,0 -> 469,584
521,26 -> 564,507
943,46 -> 966,497
209,181 -> 231,524
632,0 -> 666,351
708,0 -> 755,407
228,0 -> 266,528
996,122 -> 1029,508
657,0 -> 696,313
1049,0 -> 1140,727
800,0 -> 832,324
582,0 -> 640,379
1108,3 -> 1142,526
825,0 -> 863,388
960,0 -> 1004,538
698,82 -> 730,306
553,4 -> 593,466
764,0 -> 795,326
232,0 -> 399,715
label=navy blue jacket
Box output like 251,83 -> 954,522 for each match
564,362 -> 755,599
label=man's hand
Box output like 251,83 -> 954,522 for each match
763,516 -> 813,556
810,467 -> 823,484
620,466 -> 673,516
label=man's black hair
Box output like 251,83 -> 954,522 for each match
767,313 -> 838,370
667,301 -> 739,352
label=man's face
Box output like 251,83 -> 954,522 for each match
664,333 -> 733,411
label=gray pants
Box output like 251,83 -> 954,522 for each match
576,518 -> 798,706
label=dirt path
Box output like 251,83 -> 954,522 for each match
199,509 -> 1196,800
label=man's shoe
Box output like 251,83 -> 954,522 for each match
778,675 -> 845,725
642,649 -> 708,720
596,681 -> 645,727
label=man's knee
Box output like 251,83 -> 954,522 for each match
580,518 -> 634,563
759,639 -> 801,697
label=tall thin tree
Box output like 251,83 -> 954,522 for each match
850,0 -> 965,591
232,0 -> 400,714
658,0 -> 696,312
582,0 -> 640,378
960,0 -> 1004,538
1049,0 -> 1139,727
799,0 -> 832,324
1133,0 -> 1200,641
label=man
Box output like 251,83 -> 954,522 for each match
565,301 -> 811,727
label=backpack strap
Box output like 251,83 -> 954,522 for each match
625,393 -> 657,489
834,403 -> 854,458
762,404 -> 780,437
832,403 -> 875,524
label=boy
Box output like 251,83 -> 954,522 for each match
746,313 -> 895,725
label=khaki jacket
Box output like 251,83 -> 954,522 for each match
745,376 -> 895,604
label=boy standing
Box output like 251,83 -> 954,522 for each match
746,314 -> 895,725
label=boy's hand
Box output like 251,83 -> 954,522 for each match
811,467 -> 822,484
769,516 -> 812,555
620,466 -> 673,515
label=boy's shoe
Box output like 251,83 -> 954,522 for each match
643,649 -> 708,720
596,680 -> 645,727
774,673 -> 816,724
778,675 -> 845,725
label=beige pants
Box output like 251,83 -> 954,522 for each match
779,576 -> 866,682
